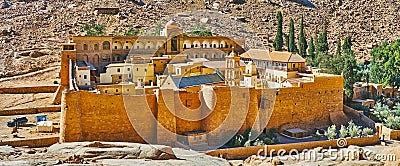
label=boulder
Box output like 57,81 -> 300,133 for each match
47,141 -> 177,160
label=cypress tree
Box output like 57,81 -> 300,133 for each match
273,11 -> 283,51
308,37 -> 315,59
284,33 -> 289,48
288,18 -> 296,52
316,27 -> 328,54
343,35 -> 352,53
298,16 -> 308,57
336,38 -> 342,56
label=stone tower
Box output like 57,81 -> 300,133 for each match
225,48 -> 241,86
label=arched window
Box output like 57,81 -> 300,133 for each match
83,55 -> 88,62
103,41 -> 110,50
94,44 -> 99,50
93,55 -> 99,65
83,44 -> 88,50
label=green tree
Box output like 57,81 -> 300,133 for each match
342,35 -> 357,101
152,23 -> 163,36
284,33 -> 289,49
288,18 -> 296,52
316,27 -> 328,53
273,11 -> 284,51
314,28 -> 328,67
298,16 -> 307,57
190,22 -> 212,37
124,26 -> 141,36
336,38 -> 342,56
356,62 -> 371,97
370,40 -> 400,98
343,35 -> 352,52
81,23 -> 106,36
307,37 -> 315,65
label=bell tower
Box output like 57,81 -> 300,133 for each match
225,48 -> 240,86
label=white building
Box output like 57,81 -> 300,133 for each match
100,63 -> 134,84
240,49 -> 306,88
76,61 -> 95,86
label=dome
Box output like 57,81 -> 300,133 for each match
166,20 -> 179,27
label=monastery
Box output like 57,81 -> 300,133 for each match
57,21 -> 344,149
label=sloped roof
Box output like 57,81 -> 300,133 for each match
240,49 -> 270,60
240,49 -> 305,63
203,61 -> 246,69
172,70 -> 225,89
77,61 -> 96,70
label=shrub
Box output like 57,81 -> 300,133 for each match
347,121 -> 362,138
362,127 -> 374,136
225,134 -> 244,147
252,138 -> 265,146
384,115 -> 400,130
339,125 -> 348,138
324,125 -> 337,140
373,102 -> 390,122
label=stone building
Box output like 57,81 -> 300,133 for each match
57,21 -> 345,149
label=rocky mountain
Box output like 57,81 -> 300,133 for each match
1,0 -> 399,77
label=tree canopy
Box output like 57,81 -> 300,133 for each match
273,11 -> 283,51
81,23 -> 106,36
370,40 -> 400,97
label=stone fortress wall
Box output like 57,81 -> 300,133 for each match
60,75 -> 343,146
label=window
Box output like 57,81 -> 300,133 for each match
84,75 -> 87,79
102,41 -> 110,50
102,55 -> 109,62
126,46 -> 129,49
117,68 -> 121,72
94,44 -> 99,50
116,89 -> 118,92
114,46 -> 118,49
83,44 -> 88,50
144,69 -> 147,72
105,90 -> 108,93
119,76 -> 122,79
136,68 -> 138,71
186,99 -> 192,107
127,68 -> 130,71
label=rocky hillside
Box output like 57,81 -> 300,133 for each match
1,0 -> 399,77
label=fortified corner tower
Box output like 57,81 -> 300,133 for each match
52,43 -> 77,104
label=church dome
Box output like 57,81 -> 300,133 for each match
166,20 -> 179,28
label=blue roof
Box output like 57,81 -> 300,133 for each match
77,61 -> 96,70
172,70 -> 225,89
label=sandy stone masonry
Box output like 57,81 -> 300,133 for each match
60,74 -> 343,146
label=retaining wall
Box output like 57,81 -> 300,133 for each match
0,105 -> 61,116
204,134 -> 379,159
343,105 -> 376,129
0,86 -> 59,94
0,136 -> 59,148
